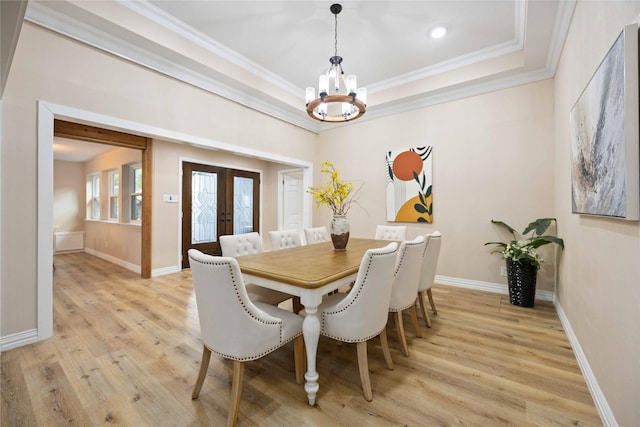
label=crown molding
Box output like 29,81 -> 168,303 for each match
24,0 -> 574,135
115,0 -> 301,99
24,1 -> 318,133
545,0 -> 577,75
369,0 -> 526,94
353,66 -> 555,126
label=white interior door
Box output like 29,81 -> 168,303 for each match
281,170 -> 304,233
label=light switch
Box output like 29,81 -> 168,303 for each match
163,194 -> 178,203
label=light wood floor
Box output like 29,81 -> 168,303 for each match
2,252 -> 601,426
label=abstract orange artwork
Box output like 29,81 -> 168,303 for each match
385,147 -> 433,223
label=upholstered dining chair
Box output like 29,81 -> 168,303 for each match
375,225 -> 407,241
304,242 -> 399,401
188,250 -> 304,427
417,231 -> 442,329
388,235 -> 426,357
266,229 -> 304,311
303,226 -> 331,245
219,232 -> 292,306
268,229 -> 302,250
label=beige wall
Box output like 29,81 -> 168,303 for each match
83,147 -> 142,268
554,1 -> 640,425
317,80 -> 557,291
53,160 -> 85,232
151,139 -> 295,270
2,3 -> 638,423
0,22 -> 316,336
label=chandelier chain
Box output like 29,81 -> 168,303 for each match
334,13 -> 338,58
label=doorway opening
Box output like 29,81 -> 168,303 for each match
278,169 -> 305,237
34,100 -> 313,349
53,119 -> 152,277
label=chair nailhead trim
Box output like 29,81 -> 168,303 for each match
192,256 -> 298,361
320,247 -> 395,342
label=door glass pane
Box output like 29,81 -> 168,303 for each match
192,171 -> 217,244
234,176 -> 253,234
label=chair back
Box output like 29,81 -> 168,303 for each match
188,249 -> 283,360
219,232 -> 263,256
419,231 -> 442,292
375,225 -> 407,241
269,229 -> 302,250
389,236 -> 426,311
304,226 -> 330,245
320,242 -> 399,341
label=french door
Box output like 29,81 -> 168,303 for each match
181,162 -> 260,268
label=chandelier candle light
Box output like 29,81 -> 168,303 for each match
305,3 -> 367,122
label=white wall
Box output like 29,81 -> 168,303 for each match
554,1 -> 640,425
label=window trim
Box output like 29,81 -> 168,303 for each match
87,172 -> 100,220
108,169 -> 119,221
129,163 -> 142,224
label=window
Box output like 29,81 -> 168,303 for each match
87,173 -> 100,219
130,163 -> 142,223
85,162 -> 141,225
108,169 -> 119,220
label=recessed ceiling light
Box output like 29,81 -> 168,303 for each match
430,25 -> 448,39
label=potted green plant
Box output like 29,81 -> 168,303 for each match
485,218 -> 564,307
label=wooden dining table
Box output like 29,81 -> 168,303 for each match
236,238 -> 392,406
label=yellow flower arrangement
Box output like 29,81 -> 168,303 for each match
308,161 -> 359,216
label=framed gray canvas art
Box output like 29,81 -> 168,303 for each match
569,23 -> 639,220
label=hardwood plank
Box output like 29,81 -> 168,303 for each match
0,252 -> 602,426
1,355 -> 38,426
21,361 -> 94,426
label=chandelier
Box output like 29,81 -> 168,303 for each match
305,3 -> 367,122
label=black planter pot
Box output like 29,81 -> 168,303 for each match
506,259 -> 537,307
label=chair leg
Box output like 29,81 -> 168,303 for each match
293,335 -> 304,385
227,360 -> 244,427
418,291 -> 432,328
356,341 -> 373,402
292,297 -> 303,313
409,304 -> 422,338
379,329 -> 394,370
192,346 -> 212,399
427,289 -> 438,315
394,311 -> 410,357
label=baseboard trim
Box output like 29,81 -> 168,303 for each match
84,248 -> 141,274
152,266 -> 180,277
0,328 -> 39,352
435,275 -> 554,301
554,300 -> 615,426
